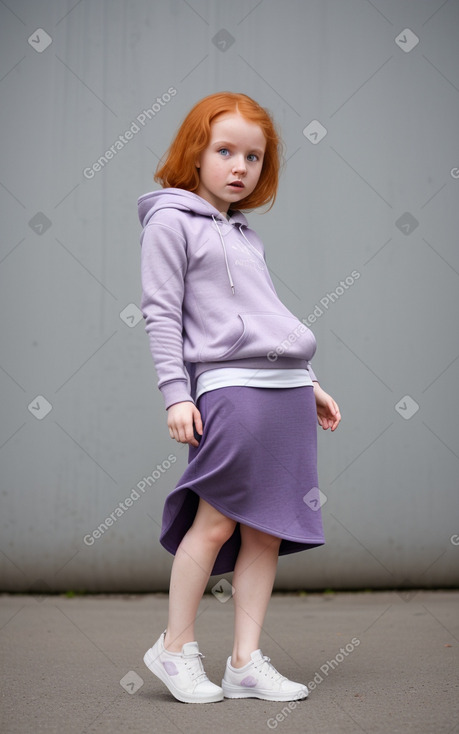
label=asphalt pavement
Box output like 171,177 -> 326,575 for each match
1,590 -> 458,733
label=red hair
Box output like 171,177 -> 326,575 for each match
154,92 -> 283,212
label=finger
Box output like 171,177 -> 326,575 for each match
178,421 -> 197,446
185,426 -> 199,447
331,413 -> 341,431
168,421 -> 178,439
184,426 -> 196,444
328,400 -> 337,416
193,408 -> 203,436
176,425 -> 188,443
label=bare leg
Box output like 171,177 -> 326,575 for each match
164,496 -> 237,652
230,525 -> 282,667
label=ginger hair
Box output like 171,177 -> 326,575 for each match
154,92 -> 283,211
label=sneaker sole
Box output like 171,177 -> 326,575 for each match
222,679 -> 308,701
143,648 -> 224,704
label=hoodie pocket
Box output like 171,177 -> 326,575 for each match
198,314 -> 247,361
199,312 -> 317,363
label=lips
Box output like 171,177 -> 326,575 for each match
228,181 -> 244,188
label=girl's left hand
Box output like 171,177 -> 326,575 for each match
313,383 -> 341,431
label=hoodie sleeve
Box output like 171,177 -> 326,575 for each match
140,221 -> 194,410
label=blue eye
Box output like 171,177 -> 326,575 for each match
218,148 -> 230,156
247,154 -> 258,162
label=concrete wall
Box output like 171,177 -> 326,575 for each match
1,0 -> 458,593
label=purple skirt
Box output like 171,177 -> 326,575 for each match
159,385 -> 325,576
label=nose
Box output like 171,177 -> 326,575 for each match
232,154 -> 247,175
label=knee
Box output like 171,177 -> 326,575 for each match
192,498 -> 237,546
205,516 -> 237,546
240,525 -> 281,552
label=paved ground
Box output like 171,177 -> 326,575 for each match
0,590 -> 458,733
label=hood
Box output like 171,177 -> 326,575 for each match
137,188 -> 249,228
137,188 -> 252,296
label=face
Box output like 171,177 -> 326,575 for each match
195,112 -> 266,214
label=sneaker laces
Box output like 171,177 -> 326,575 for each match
255,655 -> 287,684
183,650 -> 209,685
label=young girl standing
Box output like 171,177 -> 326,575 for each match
138,92 -> 341,704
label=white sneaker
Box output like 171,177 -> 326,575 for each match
222,649 -> 308,701
143,630 -> 223,704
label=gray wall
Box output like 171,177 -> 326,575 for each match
1,0 -> 458,593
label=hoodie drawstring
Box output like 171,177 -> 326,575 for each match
212,216 -> 264,295
212,215 -> 235,295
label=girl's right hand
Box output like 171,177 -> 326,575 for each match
167,401 -> 203,447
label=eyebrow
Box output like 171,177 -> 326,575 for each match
212,140 -> 265,155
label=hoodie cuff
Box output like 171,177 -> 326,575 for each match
160,380 -> 195,411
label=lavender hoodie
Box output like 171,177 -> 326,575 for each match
138,189 -> 318,410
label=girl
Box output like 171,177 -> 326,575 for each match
138,92 -> 341,704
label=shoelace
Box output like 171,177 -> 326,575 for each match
183,651 -> 209,684
254,655 -> 286,683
